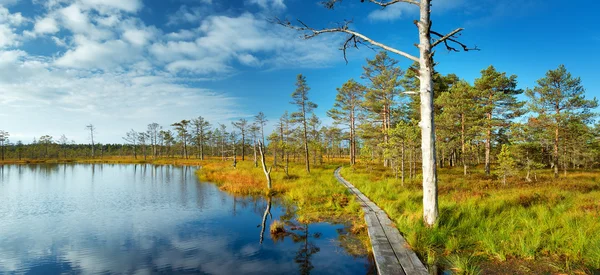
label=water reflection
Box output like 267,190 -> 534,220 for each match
0,164 -> 373,274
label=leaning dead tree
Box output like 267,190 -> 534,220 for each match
277,0 -> 477,226
258,140 -> 273,190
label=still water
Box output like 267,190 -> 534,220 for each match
0,164 -> 374,274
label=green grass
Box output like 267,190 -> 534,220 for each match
341,164 -> 600,274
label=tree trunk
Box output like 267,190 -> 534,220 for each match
303,114 -> 310,173
350,109 -> 356,165
563,137 -> 567,177
554,121 -> 559,178
285,152 -> 289,177
253,139 -> 258,168
258,141 -> 272,190
200,139 -> 205,160
273,147 -> 277,167
418,0 -> 438,227
461,113 -> 467,176
241,133 -> 245,161
401,140 -> 405,186
485,112 -> 491,175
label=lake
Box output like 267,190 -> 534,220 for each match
0,164 -> 374,274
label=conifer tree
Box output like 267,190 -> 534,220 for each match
474,66 -> 523,175
327,79 -> 365,165
291,74 -> 318,173
496,144 -> 517,185
436,80 -> 482,175
526,65 -> 598,178
362,51 -> 403,167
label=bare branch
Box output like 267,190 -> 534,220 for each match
431,28 -> 463,48
366,0 -> 419,7
431,30 -> 480,52
322,0 -> 419,9
275,18 -> 420,63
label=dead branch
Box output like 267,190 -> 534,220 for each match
274,18 -> 420,63
431,30 -> 480,52
322,0 -> 419,9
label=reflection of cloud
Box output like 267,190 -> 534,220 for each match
0,164 -> 372,274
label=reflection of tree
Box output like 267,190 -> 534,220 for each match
258,199 -> 321,274
293,224 -> 320,275
259,196 -> 272,244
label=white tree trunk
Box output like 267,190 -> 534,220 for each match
418,0 -> 438,227
258,141 -> 272,190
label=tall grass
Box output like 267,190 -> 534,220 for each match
342,164 -> 600,274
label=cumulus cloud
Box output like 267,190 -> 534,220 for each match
151,12 -> 340,74
0,6 -> 25,48
33,16 -> 59,34
247,0 -> 286,10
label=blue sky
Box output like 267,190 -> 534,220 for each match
0,0 -> 598,143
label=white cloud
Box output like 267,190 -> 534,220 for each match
0,24 -> 18,47
33,16 -> 59,34
167,5 -> 208,26
79,0 -> 143,13
0,6 -> 25,48
368,5 -> 413,21
54,36 -> 139,69
0,6 -> 25,25
151,12 -> 339,74
58,3 -> 113,40
247,0 -> 286,10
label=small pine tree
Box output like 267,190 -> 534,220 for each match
496,144 -> 517,185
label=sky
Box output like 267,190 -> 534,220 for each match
0,0 -> 598,144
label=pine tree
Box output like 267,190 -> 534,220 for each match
362,51 -> 403,167
327,78 -> 365,165
526,65 -> 598,178
291,74 -> 318,173
474,65 -> 523,175
496,144 -> 517,185
435,80 -> 482,175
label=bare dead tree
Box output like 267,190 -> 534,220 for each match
276,0 -> 477,226
86,124 -> 96,158
258,140 -> 272,190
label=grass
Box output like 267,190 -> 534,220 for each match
270,220 -> 286,234
341,163 -> 600,274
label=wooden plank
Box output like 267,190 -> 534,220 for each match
335,167 -> 428,275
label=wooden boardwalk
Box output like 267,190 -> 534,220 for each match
335,167 -> 429,275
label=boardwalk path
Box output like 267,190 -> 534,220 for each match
334,167 -> 428,275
